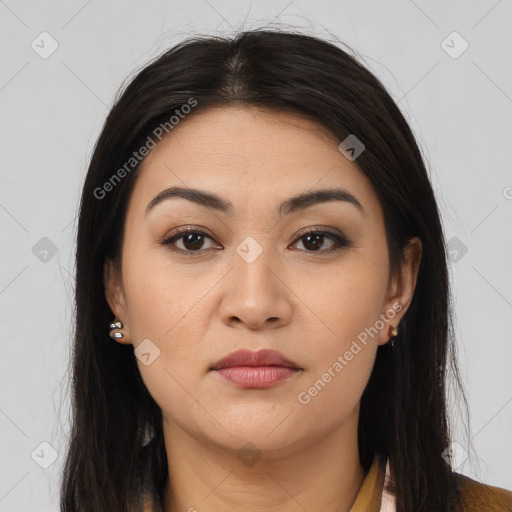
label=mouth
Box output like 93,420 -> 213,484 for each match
209,349 -> 303,389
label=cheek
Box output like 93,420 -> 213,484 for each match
295,252 -> 387,348
293,345 -> 376,438
123,249 -> 212,428
292,254 -> 386,408
122,243 -> 209,340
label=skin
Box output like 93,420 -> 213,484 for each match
104,106 -> 422,512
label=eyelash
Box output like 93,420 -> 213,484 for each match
160,226 -> 350,256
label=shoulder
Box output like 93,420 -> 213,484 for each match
452,471 -> 512,511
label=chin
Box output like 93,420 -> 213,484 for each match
204,411 -> 306,455
212,429 -> 306,462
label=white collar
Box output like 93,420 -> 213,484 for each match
379,458 -> 397,512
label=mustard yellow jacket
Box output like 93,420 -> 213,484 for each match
351,453 -> 512,511
138,452 -> 512,511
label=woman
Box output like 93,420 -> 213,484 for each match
60,29 -> 512,512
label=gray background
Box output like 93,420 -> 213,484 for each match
0,0 -> 511,510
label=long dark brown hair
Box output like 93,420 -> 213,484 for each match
60,28 -> 472,512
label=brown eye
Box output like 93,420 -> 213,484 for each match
179,232 -> 207,251
291,228 -> 350,254
161,227 -> 350,256
161,228 -> 218,253
298,232 -> 331,251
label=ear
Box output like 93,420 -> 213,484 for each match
104,258 -> 128,327
378,236 -> 423,346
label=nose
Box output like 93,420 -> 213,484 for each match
219,242 -> 293,331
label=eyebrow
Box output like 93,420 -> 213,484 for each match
145,186 -> 365,217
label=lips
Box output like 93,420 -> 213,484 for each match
210,349 -> 301,371
210,349 -> 303,389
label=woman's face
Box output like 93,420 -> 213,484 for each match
105,106 -> 421,457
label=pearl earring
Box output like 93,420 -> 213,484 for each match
109,319 -> 124,340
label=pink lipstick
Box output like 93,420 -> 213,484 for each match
210,349 -> 302,389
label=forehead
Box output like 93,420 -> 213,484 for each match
129,106 -> 380,218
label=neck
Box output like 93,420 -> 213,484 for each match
160,408 -> 366,512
